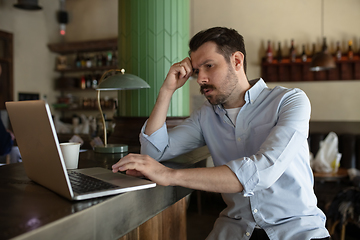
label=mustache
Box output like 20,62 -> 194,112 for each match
200,84 -> 216,94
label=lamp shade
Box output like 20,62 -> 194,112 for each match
94,69 -> 150,153
310,51 -> 336,71
97,70 -> 150,91
14,0 -> 42,10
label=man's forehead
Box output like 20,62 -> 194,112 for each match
190,42 -> 222,68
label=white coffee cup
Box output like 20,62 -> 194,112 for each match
60,142 -> 81,169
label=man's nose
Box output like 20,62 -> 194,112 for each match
196,71 -> 209,85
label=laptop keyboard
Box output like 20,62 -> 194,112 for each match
68,171 -> 118,194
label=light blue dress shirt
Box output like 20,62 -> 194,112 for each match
140,79 -> 330,240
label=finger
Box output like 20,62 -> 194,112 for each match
180,59 -> 193,78
178,66 -> 188,79
117,160 -> 145,172
182,57 -> 193,70
112,160 -> 135,172
177,64 -> 192,80
112,153 -> 140,171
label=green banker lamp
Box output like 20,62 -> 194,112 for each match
94,69 -> 150,153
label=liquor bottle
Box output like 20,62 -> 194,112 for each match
289,39 -> 296,62
92,54 -> 98,67
276,42 -> 282,63
102,52 -> 107,66
348,40 -> 353,60
86,74 -> 92,88
301,45 -> 307,62
335,41 -> 342,60
92,74 -> 98,89
311,43 -> 317,59
80,75 -> 86,89
81,54 -> 86,68
321,37 -> 329,52
266,40 -> 273,63
75,52 -> 81,68
107,51 -> 112,66
112,49 -> 118,66
97,53 -> 103,67
86,55 -> 92,68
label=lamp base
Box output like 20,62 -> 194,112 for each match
94,144 -> 128,153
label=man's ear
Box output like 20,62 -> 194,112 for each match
233,51 -> 244,72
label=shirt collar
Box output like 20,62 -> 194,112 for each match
245,78 -> 267,104
212,78 -> 268,115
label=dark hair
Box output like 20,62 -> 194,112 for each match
189,27 -> 247,73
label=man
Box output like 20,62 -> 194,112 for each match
0,119 -> 14,156
0,64 -> 15,156
112,27 -> 330,240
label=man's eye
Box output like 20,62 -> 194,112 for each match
193,69 -> 199,74
206,64 -> 213,68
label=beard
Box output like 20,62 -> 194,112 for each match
200,66 -> 238,106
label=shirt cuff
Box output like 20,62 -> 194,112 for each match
226,158 -> 259,197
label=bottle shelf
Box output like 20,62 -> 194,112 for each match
53,106 -> 113,111
48,38 -> 117,54
55,65 -> 117,73
55,87 -> 98,91
48,38 -> 119,118
261,55 -> 360,82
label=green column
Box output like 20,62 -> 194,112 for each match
118,0 -> 190,117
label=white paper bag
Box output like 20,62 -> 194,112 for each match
312,132 -> 342,173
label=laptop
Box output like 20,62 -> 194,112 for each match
6,100 -> 156,201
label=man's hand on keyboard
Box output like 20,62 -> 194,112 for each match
112,153 -> 174,186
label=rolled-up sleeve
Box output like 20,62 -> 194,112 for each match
140,120 -> 169,155
140,111 -> 206,162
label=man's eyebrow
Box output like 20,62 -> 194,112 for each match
193,59 -> 213,70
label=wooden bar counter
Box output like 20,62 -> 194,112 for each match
0,146 -> 210,240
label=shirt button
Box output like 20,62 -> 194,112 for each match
254,209 -> 258,213
237,137 -> 241,142
246,232 -> 250,237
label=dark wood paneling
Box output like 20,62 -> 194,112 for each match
118,197 -> 187,240
109,116 -> 188,146
0,30 -> 14,110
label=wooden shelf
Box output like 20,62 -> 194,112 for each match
48,38 -> 117,54
55,65 -> 117,73
48,38 -> 118,117
55,87 -> 97,91
261,55 -> 360,82
53,106 -> 114,111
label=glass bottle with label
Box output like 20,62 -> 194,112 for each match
335,41 -> 342,60
80,75 -> 86,89
75,52 -> 81,68
266,40 -> 273,63
348,40 -> 353,60
289,39 -> 296,62
311,43 -> 316,59
81,53 -> 86,68
301,45 -> 307,62
107,52 -> 112,66
276,42 -> 282,63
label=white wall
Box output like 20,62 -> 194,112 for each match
64,0 -> 117,42
2,0 -> 360,121
190,0 -> 360,121
0,0 -> 60,104
0,0 -> 118,117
